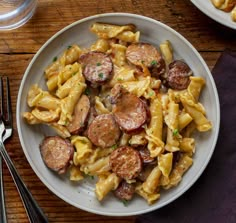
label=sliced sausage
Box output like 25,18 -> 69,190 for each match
126,42 -> 166,77
138,164 -> 156,182
82,106 -> 97,137
87,114 -> 121,148
114,180 -> 135,201
111,85 -> 147,134
79,51 -> 113,85
40,136 -> 74,174
172,151 -> 181,168
84,85 -> 99,106
67,95 -> 90,135
140,97 -> 151,125
109,146 -> 142,180
109,84 -> 124,104
167,60 -> 192,90
138,147 -> 155,164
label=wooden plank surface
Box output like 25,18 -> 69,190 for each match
0,0 -> 235,222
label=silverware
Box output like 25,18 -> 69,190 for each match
0,76 -> 48,223
0,76 -> 11,223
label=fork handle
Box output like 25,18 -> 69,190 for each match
0,142 -> 48,223
0,157 -> 7,223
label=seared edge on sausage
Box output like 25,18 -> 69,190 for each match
40,136 -> 74,174
167,60 -> 192,90
87,113 -> 121,148
138,147 -> 155,164
109,146 -> 142,180
114,180 -> 135,201
79,51 -> 113,85
126,42 -> 166,77
67,94 -> 90,134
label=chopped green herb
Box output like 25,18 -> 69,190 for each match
98,73 -> 104,78
53,56 -> 58,62
122,199 -> 128,206
111,144 -> 118,150
72,72 -> 77,76
89,175 -> 95,180
96,62 -> 101,66
151,60 -> 158,66
85,173 -> 94,180
173,129 -> 179,136
67,45 -> 72,49
84,88 -> 90,95
117,77 -> 123,81
149,90 -> 155,97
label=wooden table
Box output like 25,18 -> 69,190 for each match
0,0 -> 235,222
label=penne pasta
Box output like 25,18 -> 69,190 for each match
95,173 -> 121,201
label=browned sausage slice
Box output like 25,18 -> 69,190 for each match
114,180 -> 135,201
167,60 -> 192,90
82,106 -> 97,137
138,165 -> 155,182
87,114 -> 121,148
126,42 -> 166,77
40,136 -> 74,174
138,147 -> 155,164
110,146 -> 142,180
67,95 -> 90,134
79,51 -> 113,84
111,85 -> 147,134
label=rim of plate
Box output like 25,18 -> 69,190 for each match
16,12 -> 220,216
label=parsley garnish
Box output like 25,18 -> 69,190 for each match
85,173 -> 94,180
98,73 -> 104,78
84,88 -> 90,95
67,45 -> 72,49
149,90 -> 155,97
53,56 -> 57,62
122,199 -> 128,206
89,175 -> 94,180
111,144 -> 118,150
173,129 -> 179,136
150,60 -> 158,66
96,62 -> 101,66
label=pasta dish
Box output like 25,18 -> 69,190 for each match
23,22 -> 212,205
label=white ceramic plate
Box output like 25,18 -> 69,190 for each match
17,13 -> 220,216
191,0 -> 236,30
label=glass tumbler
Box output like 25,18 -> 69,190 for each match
0,0 -> 37,30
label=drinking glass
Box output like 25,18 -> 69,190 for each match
0,0 -> 37,30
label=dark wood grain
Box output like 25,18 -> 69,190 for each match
0,0 -> 235,222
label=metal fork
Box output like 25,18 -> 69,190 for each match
0,76 -> 48,223
0,76 -> 12,223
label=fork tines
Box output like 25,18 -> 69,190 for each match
0,76 -> 12,125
